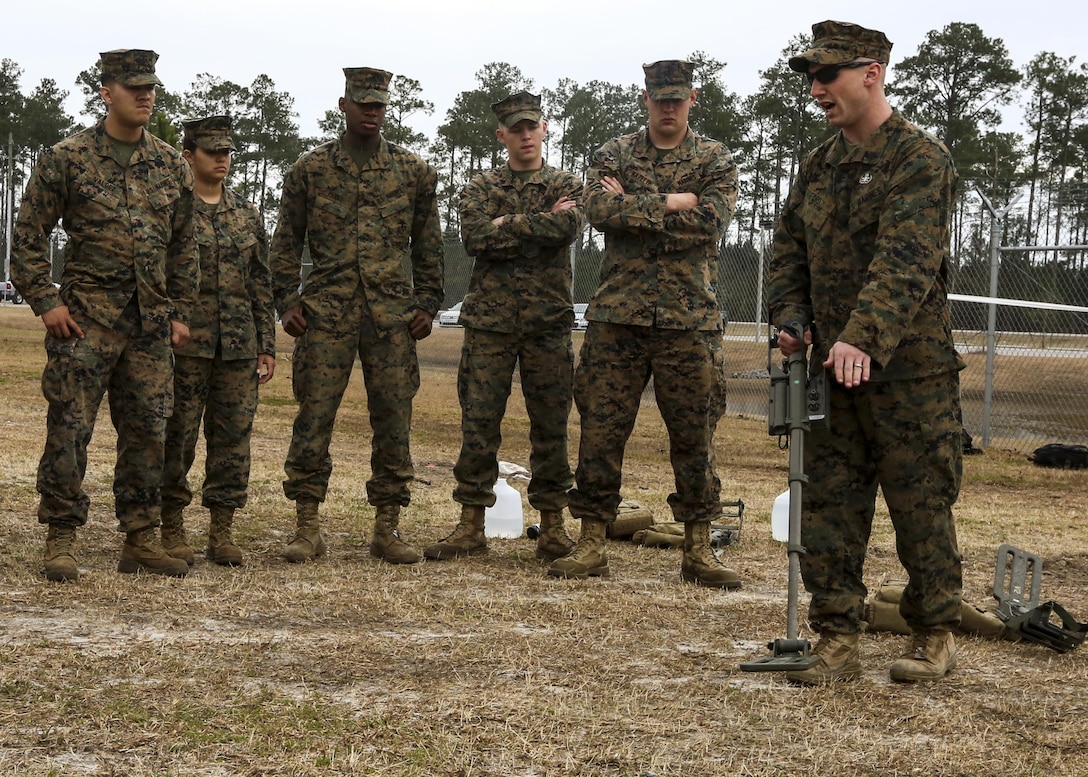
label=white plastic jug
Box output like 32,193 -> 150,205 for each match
771,489 -> 790,542
485,478 -> 524,538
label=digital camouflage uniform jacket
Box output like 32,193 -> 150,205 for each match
768,110 -> 966,381
11,120 -> 198,330
270,137 -> 443,329
177,190 -> 276,360
458,163 -> 584,333
582,128 -> 737,331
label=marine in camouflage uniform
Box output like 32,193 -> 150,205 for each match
270,67 -> 443,565
767,21 -> 965,684
423,91 -> 583,563
10,49 -> 197,581
549,60 -> 741,588
160,115 -> 277,569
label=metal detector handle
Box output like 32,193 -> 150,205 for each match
768,321 -> 810,437
777,320 -> 807,343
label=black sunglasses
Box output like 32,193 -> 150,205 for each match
806,61 -> 878,85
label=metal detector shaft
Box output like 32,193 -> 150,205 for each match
783,350 -> 808,644
740,330 -> 819,672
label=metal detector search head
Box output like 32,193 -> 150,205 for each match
740,638 -> 819,672
993,544 -> 1088,652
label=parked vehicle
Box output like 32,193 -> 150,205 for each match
0,280 -> 23,305
438,301 -> 588,330
572,303 -> 588,331
437,301 -> 462,327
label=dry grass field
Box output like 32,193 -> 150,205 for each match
1,302 -> 1087,776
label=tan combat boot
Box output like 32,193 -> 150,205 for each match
370,505 -> 421,564
680,520 -> 742,589
117,526 -> 190,577
785,632 -> 863,685
889,631 -> 957,683
424,505 -> 487,560
535,509 -> 575,561
160,505 -> 195,567
44,523 -> 79,583
547,517 -> 609,578
207,506 -> 244,567
284,498 -> 326,563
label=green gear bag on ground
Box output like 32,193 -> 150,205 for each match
608,499 -> 655,539
631,521 -> 685,547
864,579 -> 1007,638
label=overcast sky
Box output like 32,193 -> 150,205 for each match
6,0 -> 1085,140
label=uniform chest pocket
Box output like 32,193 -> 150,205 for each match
146,177 -> 180,211
799,187 -> 834,233
76,178 -> 122,210
378,196 -> 412,236
233,232 -> 260,253
312,195 -> 351,233
671,168 -> 701,193
194,226 -> 215,250
621,162 -> 658,195
315,195 -> 350,218
847,186 -> 886,236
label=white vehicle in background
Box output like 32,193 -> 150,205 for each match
438,301 -> 588,330
1,280 -> 23,305
572,303 -> 588,331
437,301 -> 462,327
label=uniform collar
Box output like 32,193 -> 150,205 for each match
92,118 -> 153,164
639,126 -> 699,159
822,109 -> 907,167
333,133 -> 389,171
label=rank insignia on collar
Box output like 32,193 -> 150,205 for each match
859,172 -> 873,185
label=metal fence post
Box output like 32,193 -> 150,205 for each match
976,192 -> 1021,448
756,219 -> 776,344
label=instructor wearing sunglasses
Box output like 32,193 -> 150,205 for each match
767,21 -> 965,686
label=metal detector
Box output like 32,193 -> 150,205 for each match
740,322 -> 826,672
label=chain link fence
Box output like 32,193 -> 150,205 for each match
441,201 -> 1088,454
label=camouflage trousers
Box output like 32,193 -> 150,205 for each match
453,326 -> 573,512
801,370 -> 964,634
162,353 -> 259,512
283,315 -> 419,507
568,322 -> 726,524
36,301 -> 172,532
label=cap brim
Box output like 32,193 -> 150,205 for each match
646,86 -> 691,101
122,73 -> 163,87
197,140 -> 236,152
500,110 -> 542,128
347,89 -> 389,105
788,47 -> 854,72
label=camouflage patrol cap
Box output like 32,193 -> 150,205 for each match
98,49 -> 163,87
788,21 -> 893,72
343,67 -> 393,105
642,60 -> 694,100
183,115 -> 236,152
492,91 -> 542,128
